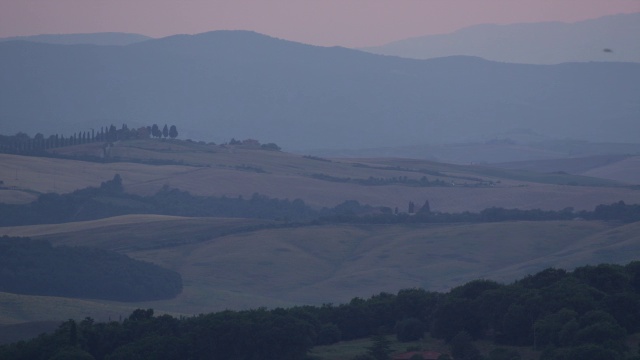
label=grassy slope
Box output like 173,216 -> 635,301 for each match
308,335 -> 543,360
582,155 -> 640,184
1,140 -> 640,325
310,330 -> 640,360
2,216 -> 639,324
491,154 -> 640,185
0,291 -> 140,325
0,215 -> 274,251
309,336 -> 449,360
1,139 -> 639,213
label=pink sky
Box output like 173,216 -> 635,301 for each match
1,0 -> 639,47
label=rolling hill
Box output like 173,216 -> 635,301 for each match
310,139 -> 640,164
1,30 -> 639,150
1,141 -> 639,328
491,153 -> 640,184
1,139 -> 639,213
581,155 -> 640,183
1,214 -> 639,326
363,12 -> 640,64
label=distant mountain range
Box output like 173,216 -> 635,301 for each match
363,12 -> 640,64
1,30 -> 639,150
0,32 -> 152,46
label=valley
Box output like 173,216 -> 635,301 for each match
1,6 -> 639,359
1,140 -> 638,212
0,139 -> 639,327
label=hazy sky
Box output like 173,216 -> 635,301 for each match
1,0 -> 639,47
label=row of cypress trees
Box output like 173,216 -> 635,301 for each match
0,123 -> 178,154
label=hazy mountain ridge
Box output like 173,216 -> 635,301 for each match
1,30 -> 639,151
363,12 -> 640,64
0,32 -> 152,46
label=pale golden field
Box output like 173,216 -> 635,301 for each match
0,139 -> 638,212
1,140 -> 639,325
2,215 -> 639,324
582,155 -> 640,183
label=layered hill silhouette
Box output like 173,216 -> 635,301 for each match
363,12 -> 640,64
2,214 -> 640,323
0,140 -> 639,327
1,30 -> 639,150
2,140 -> 639,211
0,32 -> 152,46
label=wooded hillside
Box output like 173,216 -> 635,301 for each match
0,236 -> 182,301
2,262 -> 640,359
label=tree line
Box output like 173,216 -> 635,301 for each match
0,174 -> 317,226
310,173 -> 454,187
0,236 -> 182,302
0,123 -> 178,155
2,262 -> 640,359
1,175 -> 639,227
319,200 -> 640,225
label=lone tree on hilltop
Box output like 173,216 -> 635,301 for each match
100,174 -> 124,194
418,200 -> 431,214
151,124 -> 161,138
107,124 -> 117,141
169,125 -> 178,139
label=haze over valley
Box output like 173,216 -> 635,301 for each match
363,12 -> 640,64
1,5 -> 640,359
1,27 -> 639,153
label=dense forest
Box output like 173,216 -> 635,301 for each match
0,236 -> 182,301
1,174 -> 639,228
2,262 -> 640,359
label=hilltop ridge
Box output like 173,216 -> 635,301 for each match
363,12 -> 640,64
1,138 -> 639,212
1,30 -> 639,149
